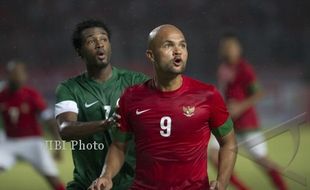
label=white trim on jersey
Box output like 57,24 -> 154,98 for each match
55,100 -> 79,118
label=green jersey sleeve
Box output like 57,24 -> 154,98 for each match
114,89 -> 133,143
247,81 -> 262,95
55,83 -> 75,103
55,82 -> 78,117
211,117 -> 234,138
209,87 -> 234,138
130,72 -> 149,85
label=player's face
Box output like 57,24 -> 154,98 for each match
9,64 -> 27,86
80,27 -> 112,67
219,39 -> 241,64
148,29 -> 188,76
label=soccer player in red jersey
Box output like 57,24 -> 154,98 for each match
89,25 -> 237,190
0,61 -> 65,190
209,33 -> 288,190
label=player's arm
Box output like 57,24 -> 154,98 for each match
89,91 -> 132,190
209,88 -> 237,190
56,112 -> 117,141
228,64 -> 264,119
55,83 -> 118,141
212,128 -> 237,190
89,125 -> 131,190
39,108 -> 63,160
34,91 -> 63,143
33,88 -> 65,159
228,81 -> 264,118
88,140 -> 128,190
39,108 -> 61,140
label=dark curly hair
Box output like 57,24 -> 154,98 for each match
72,19 -> 111,55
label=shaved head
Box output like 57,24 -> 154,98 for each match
147,24 -> 184,50
146,24 -> 188,78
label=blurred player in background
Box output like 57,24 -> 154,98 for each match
209,33 -> 288,190
0,60 -> 65,190
90,24 -> 237,190
55,19 -> 148,190
0,80 -> 6,143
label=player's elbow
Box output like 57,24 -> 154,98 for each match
58,125 -> 74,141
59,130 -> 71,141
112,140 -> 127,153
219,131 -> 238,153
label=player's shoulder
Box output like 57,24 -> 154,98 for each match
114,67 -> 141,76
240,58 -> 254,70
57,73 -> 85,90
18,86 -> 43,98
114,67 -> 148,83
184,76 -> 217,92
121,79 -> 151,97
22,86 -> 40,94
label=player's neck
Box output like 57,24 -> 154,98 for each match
86,64 -> 113,83
226,57 -> 241,65
153,74 -> 183,92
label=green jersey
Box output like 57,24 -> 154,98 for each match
55,67 -> 148,190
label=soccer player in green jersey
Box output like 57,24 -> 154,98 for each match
55,19 -> 148,190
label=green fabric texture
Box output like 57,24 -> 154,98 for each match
56,67 -> 148,190
247,82 -> 261,95
212,117 -> 234,138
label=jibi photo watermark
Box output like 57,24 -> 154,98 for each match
45,140 -> 105,150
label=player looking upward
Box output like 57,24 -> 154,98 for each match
55,19 -> 148,190
90,24 -> 237,190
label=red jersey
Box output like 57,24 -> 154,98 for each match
0,85 -> 47,137
117,76 -> 231,190
218,58 -> 259,131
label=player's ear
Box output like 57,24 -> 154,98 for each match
146,49 -> 155,63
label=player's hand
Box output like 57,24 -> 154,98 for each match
227,100 -> 245,119
88,176 -> 113,190
106,112 -> 121,127
210,180 -> 225,190
102,103 -> 121,128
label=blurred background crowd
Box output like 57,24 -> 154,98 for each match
0,0 -> 309,129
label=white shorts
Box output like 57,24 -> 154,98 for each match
0,136 -> 58,176
208,131 -> 267,158
0,129 -> 6,143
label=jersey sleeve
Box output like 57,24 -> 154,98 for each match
54,83 -> 78,117
130,72 -> 149,85
244,64 -> 261,95
209,87 -> 233,138
113,91 -> 133,143
31,89 -> 47,112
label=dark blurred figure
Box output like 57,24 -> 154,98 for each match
209,33 -> 288,190
0,60 -> 65,190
